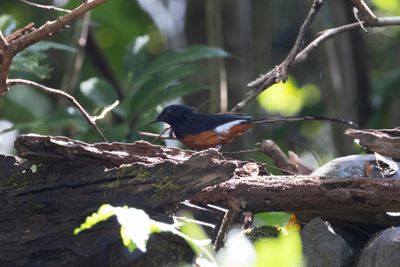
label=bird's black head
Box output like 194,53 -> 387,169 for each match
151,105 -> 194,128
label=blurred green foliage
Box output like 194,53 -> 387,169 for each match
0,0 -> 399,159
76,204 -> 303,267
371,0 -> 400,14
0,8 -> 228,145
257,76 -> 321,116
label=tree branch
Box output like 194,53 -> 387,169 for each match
0,0 -> 110,95
231,0 -> 324,112
231,0 -> 400,112
7,79 -> 109,142
191,175 -> 400,224
8,0 -> 109,55
20,0 -> 72,13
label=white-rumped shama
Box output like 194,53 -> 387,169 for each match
151,105 -> 356,150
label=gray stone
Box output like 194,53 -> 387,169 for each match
301,217 -> 353,267
311,154 -> 400,178
356,227 -> 400,267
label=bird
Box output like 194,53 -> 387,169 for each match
151,104 -> 356,150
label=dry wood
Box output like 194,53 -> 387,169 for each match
2,133 -> 400,265
191,175 -> 400,224
345,128 -> 400,160
1,135 -> 241,265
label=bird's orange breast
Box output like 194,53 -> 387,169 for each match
179,123 -> 255,150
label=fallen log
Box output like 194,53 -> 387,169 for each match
2,133 -> 400,266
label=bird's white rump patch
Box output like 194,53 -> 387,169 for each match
214,120 -> 246,134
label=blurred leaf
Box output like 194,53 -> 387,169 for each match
254,212 -> 292,228
11,41 -> 75,80
0,14 -> 16,35
103,124 -> 130,142
123,35 -> 151,83
74,204 -> 116,235
300,84 -> 321,106
180,216 -> 214,258
371,0 -> 400,14
140,82 -> 208,114
150,45 -> 230,71
80,78 -> 118,107
11,52 -> 52,79
2,85 -> 52,121
217,229 -> 256,267
75,204 -> 179,253
132,45 -> 229,90
129,64 -> 201,115
28,41 -> 76,53
255,230 -> 303,267
257,76 -> 321,116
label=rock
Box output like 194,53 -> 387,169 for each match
301,217 -> 352,267
311,154 -> 400,178
356,227 -> 400,267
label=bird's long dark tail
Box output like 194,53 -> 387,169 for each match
249,116 -> 358,128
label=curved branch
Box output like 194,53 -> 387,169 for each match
7,79 -> 108,142
232,0 -> 400,112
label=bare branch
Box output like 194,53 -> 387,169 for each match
138,131 -> 177,140
9,0 -> 109,55
231,0 -> 324,112
5,23 -> 35,43
260,139 -> 300,175
231,0 -> 400,112
0,0 -> 109,95
352,0 -> 378,24
20,0 -> 72,13
375,16 -> 400,26
294,22 -> 360,64
92,100 -> 120,122
6,79 -> 108,142
0,30 -> 7,50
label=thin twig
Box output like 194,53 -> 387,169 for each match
0,0 -> 109,95
7,79 -> 108,142
231,0 -> 324,112
0,31 -> 7,49
294,22 -> 360,64
138,131 -> 177,140
247,0 -> 324,89
8,0 -> 109,54
231,0 -> 400,112
92,100 -> 120,121
4,23 -> 35,43
62,11 -> 92,95
260,139 -> 299,175
213,209 -> 238,250
20,0 -> 72,13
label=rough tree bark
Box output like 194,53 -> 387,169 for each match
1,134 -> 400,266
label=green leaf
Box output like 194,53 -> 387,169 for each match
123,35 -> 151,83
150,45 -> 229,72
253,212 -> 292,228
145,82 -> 209,110
28,41 -> 76,53
254,230 -> 303,267
2,85 -> 52,121
371,0 -> 400,13
80,78 -> 118,107
113,206 -> 154,252
0,14 -> 16,35
74,204 -> 116,235
129,64 -> 201,116
132,45 -> 229,90
180,216 -> 214,257
11,52 -> 52,79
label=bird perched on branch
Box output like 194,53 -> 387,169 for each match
151,105 -> 356,150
